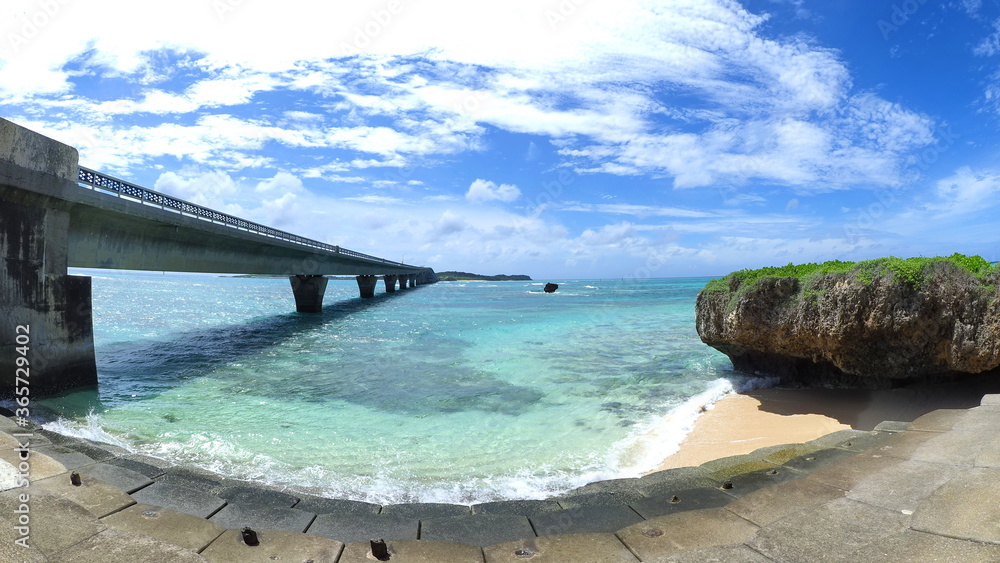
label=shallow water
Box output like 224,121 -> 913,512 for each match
30,272 -> 737,504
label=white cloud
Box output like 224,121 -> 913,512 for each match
344,195 -> 406,205
466,179 -> 521,203
76,72 -> 283,117
598,94 -> 934,191
697,235 -> 861,266
256,171 -> 304,193
283,111 -> 324,122
18,110 -> 477,174
558,202 -> 718,219
259,192 -> 301,230
963,0 -> 984,15
767,0 -> 810,19
975,19 -> 1000,57
153,170 -> 240,208
578,223 -> 644,247
433,210 -> 471,238
0,0 -> 934,191
931,166 -> 1000,215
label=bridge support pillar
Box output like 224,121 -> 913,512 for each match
289,275 -> 328,313
356,275 -> 377,298
383,275 -> 398,293
0,119 -> 97,397
409,274 -> 417,287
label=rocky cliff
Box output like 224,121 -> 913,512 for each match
696,255 -> 1000,388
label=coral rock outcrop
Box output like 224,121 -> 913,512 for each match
696,260 -> 1000,388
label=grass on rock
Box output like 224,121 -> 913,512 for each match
703,253 -> 998,298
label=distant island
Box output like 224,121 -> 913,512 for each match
437,271 -> 532,281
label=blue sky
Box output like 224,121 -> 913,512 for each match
2,0 -> 998,279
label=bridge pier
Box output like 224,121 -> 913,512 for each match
356,275 -> 378,298
0,120 -> 97,397
409,274 -> 417,287
383,275 -> 398,293
289,275 -> 328,313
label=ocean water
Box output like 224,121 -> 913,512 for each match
30,272 -> 742,504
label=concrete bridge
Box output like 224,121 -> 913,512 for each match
0,118 -> 436,397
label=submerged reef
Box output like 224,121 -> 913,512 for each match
696,254 -> 1000,388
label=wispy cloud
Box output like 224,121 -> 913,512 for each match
930,166 -> 1000,215
558,202 -> 718,219
344,195 -> 407,205
974,19 -> 1000,56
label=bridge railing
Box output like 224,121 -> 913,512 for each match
77,166 -> 415,268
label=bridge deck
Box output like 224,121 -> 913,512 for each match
71,167 -> 426,277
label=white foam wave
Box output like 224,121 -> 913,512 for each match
307,466 -> 611,505
610,378 -> 735,477
52,422 -> 627,505
42,412 -> 134,450
131,435 -> 624,505
610,375 -> 784,477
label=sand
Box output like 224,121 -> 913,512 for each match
653,392 -> 849,470
652,376 -> 1000,472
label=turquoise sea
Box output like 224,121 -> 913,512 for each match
28,272 -> 749,504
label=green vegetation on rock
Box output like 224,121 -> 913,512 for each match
703,253 -> 997,298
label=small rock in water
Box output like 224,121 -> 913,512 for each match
543,283 -> 558,293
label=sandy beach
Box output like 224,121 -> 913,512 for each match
653,376 -> 1000,472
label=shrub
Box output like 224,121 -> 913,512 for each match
703,253 -> 997,296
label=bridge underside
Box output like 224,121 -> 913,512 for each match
0,118 -> 435,397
